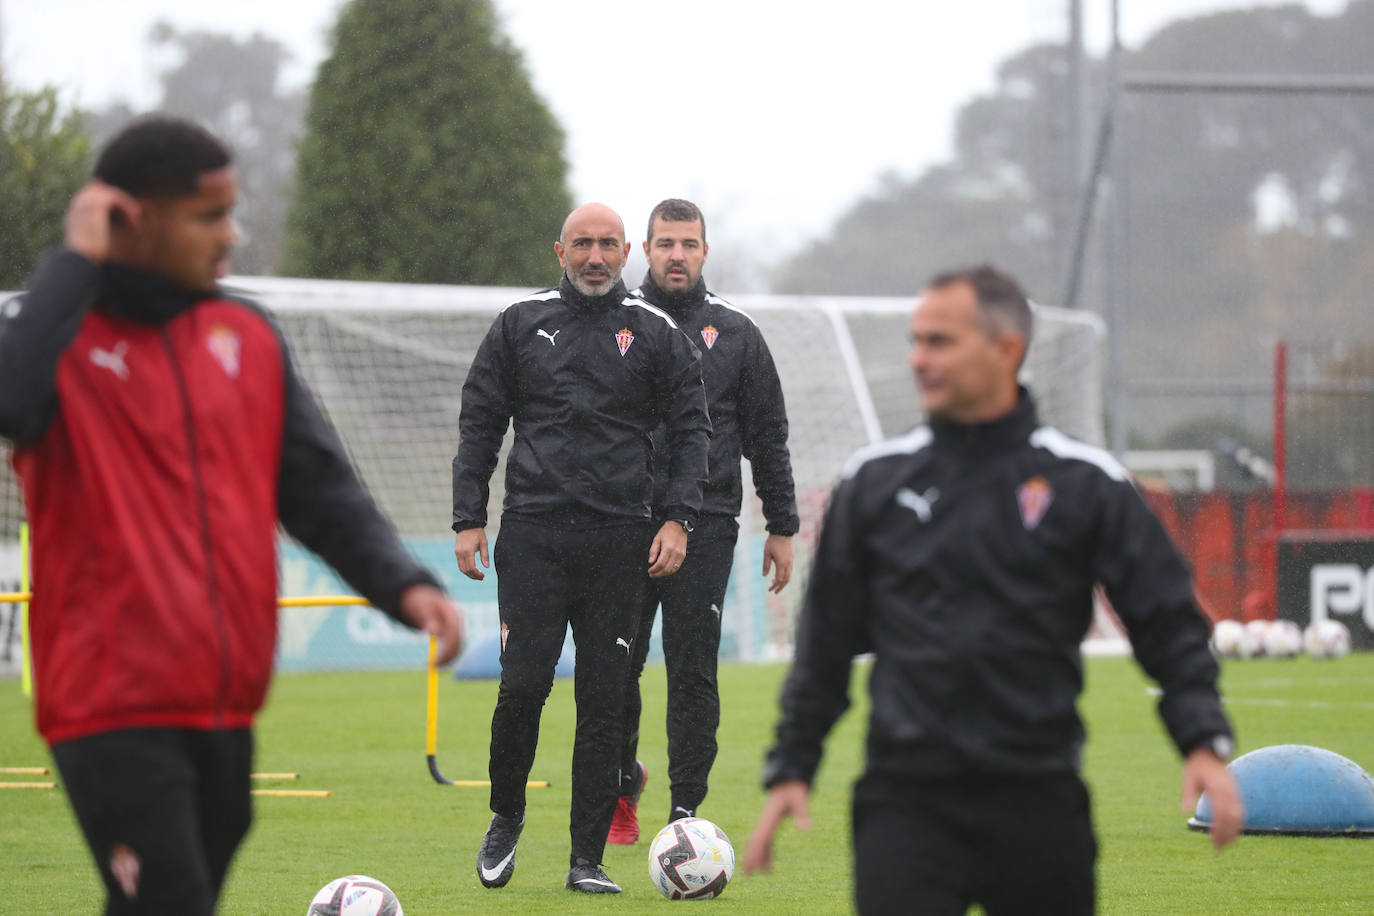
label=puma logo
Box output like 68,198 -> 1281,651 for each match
536,328 -> 560,346
895,486 -> 940,523
615,637 -> 631,654
90,341 -> 130,380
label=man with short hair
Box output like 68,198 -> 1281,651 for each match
0,115 -> 463,915
453,202 -> 710,893
608,199 -> 798,844
743,265 -> 1242,915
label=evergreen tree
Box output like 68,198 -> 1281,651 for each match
0,76 -> 91,289
284,0 -> 571,285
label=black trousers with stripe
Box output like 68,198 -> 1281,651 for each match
52,726 -> 254,916
851,770 -> 1097,915
488,517 -> 654,864
619,515 -> 738,817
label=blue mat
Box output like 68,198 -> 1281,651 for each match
1190,744 -> 1374,837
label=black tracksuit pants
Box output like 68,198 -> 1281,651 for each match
52,727 -> 254,916
488,516 -> 655,864
619,515 -> 738,817
851,770 -> 1097,915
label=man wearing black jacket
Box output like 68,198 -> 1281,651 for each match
453,202 -> 710,894
0,116 -> 463,915
608,199 -> 798,844
743,265 -> 1242,914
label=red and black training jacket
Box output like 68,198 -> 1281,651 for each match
0,249 -> 438,746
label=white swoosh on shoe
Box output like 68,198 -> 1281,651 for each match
480,848 -> 516,883
573,877 -> 618,888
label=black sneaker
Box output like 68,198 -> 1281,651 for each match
670,805 -> 695,822
476,812 -> 524,888
566,858 -> 622,894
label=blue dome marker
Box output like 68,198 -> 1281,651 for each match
453,630 -> 575,680
1189,744 -> 1374,837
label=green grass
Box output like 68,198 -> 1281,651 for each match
3,655 -> 1374,913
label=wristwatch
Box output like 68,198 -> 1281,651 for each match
1195,734 -> 1235,760
668,518 -> 695,534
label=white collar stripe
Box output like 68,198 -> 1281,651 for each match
623,297 -> 680,330
1029,427 -> 1130,482
707,294 -> 758,326
501,288 -> 561,312
841,426 -> 933,479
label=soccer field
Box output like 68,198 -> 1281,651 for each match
2,655 -> 1373,914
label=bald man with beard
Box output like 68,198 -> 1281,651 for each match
453,203 -> 711,894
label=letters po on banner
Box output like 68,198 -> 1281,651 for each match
1277,533 -> 1374,651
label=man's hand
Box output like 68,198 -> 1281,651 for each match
648,520 -> 688,578
743,780 -> 811,875
761,534 -> 794,594
399,584 -> 464,666
1181,748 -> 1243,850
65,181 -> 141,263
454,528 -> 489,581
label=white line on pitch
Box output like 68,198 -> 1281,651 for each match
1144,686 -> 1374,710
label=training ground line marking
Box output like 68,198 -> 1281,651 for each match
251,789 -> 332,798
0,767 -> 50,775
1145,687 -> 1374,711
1223,696 -> 1374,711
251,772 -> 300,780
0,782 -> 56,789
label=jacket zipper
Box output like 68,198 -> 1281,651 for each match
162,329 -> 233,726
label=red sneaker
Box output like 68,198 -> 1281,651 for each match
606,761 -> 647,845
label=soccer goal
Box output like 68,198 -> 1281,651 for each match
0,279 -> 1106,667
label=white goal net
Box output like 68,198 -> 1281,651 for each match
0,278 -> 1106,669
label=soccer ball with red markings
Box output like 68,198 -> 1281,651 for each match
1210,619 -> 1246,658
647,817 -> 735,900
306,875 -> 402,916
1304,619 -> 1352,659
1262,619 -> 1303,658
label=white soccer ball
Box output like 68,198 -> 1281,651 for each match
647,817 -> 735,900
1304,619 -> 1352,660
1262,620 -> 1303,659
1241,619 -> 1272,658
307,875 -> 402,916
1210,620 -> 1246,658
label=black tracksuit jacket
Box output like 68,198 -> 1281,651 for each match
763,391 -> 1232,787
451,276 -> 711,530
632,275 -> 798,534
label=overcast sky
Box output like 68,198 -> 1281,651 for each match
0,0 -> 1349,263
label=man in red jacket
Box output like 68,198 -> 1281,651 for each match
0,116 -> 463,915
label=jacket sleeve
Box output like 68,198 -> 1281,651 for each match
451,314 -> 515,532
761,475 -> 869,788
1093,474 -> 1234,757
656,326 -> 711,526
738,326 -> 799,535
0,249 -> 101,447
275,332 -> 441,624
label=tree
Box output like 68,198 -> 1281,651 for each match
89,24 -> 306,275
772,1 -> 1374,458
774,43 -> 1086,300
284,0 -> 571,285
0,76 -> 91,289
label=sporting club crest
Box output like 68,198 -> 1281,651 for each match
615,327 -> 635,356
206,325 -> 241,378
700,325 -> 719,349
1017,476 -> 1054,530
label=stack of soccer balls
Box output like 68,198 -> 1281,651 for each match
307,875 -> 402,916
648,817 -> 736,900
1210,618 -> 1350,660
